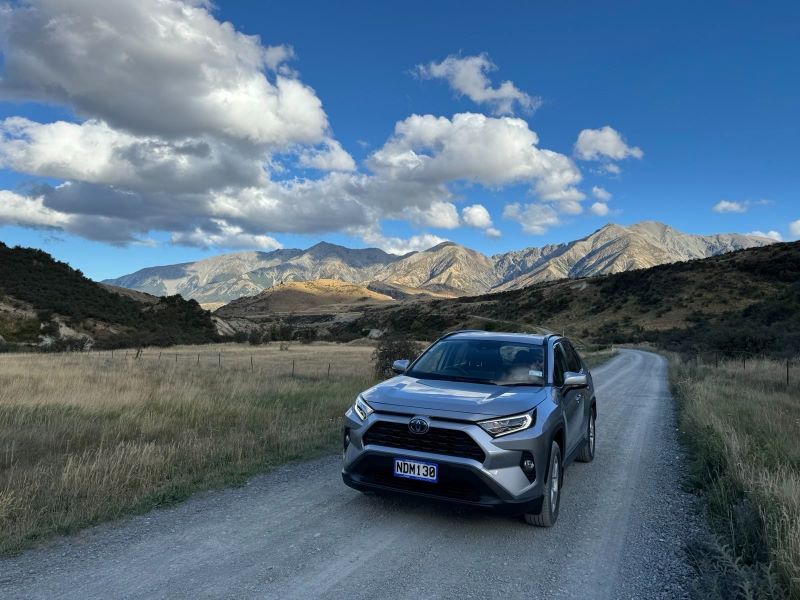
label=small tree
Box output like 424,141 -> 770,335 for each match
248,329 -> 263,345
232,331 -> 248,344
372,336 -> 425,377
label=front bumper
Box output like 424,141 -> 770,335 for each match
342,408 -> 550,515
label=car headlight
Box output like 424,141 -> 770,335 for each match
478,409 -> 535,437
353,395 -> 374,421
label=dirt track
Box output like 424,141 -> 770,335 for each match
0,349 -> 703,599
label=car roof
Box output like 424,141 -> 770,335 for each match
442,330 -> 550,345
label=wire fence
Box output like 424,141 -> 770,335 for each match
685,350 -> 799,387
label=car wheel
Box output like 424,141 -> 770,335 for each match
577,411 -> 596,463
524,440 -> 561,527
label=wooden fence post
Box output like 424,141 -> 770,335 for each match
218,352 -> 221,367
327,363 -> 331,379
197,354 -> 200,365
788,359 -> 791,387
251,355 -> 254,372
291,359 -> 295,378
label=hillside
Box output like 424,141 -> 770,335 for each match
216,279 -> 394,317
0,242 -> 218,349
330,241 -> 800,357
104,222 -> 774,303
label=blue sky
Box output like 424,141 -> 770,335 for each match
0,0 -> 798,280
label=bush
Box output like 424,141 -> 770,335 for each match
297,328 -> 317,345
247,330 -> 264,345
372,336 -> 425,377
232,331 -> 248,344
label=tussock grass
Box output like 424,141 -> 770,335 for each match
0,343 -> 375,554
671,356 -> 800,599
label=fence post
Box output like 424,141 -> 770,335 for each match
788,359 -> 791,387
327,363 -> 331,379
175,353 -> 178,363
715,352 -> 718,368
291,359 -> 295,378
743,355 -> 746,370
251,355 -> 254,372
197,354 -> 200,365
218,352 -> 221,367
159,352 -> 161,360
111,349 -> 114,359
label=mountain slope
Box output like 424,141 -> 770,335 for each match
341,240 -> 800,357
0,242 -> 217,348
104,222 -> 775,304
215,279 -> 393,317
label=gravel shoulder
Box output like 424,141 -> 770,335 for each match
0,349 -> 704,599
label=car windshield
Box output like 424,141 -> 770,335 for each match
407,338 -> 545,386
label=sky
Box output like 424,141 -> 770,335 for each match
0,0 -> 798,281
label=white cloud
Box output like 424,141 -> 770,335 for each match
602,163 -> 621,175
414,53 -> 540,116
171,220 -> 282,250
589,202 -> 610,216
358,229 -> 447,255
297,138 -> 356,171
503,202 -> 560,235
591,186 -> 612,201
462,204 -> 492,228
790,220 -> 800,237
369,113 -> 584,206
747,230 -> 782,242
0,0 -> 328,146
575,126 -> 643,161
713,200 -> 747,213
0,2 -> 596,251
485,227 -> 502,239
0,190 -> 69,229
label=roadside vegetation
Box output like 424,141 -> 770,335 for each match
0,342 -> 374,555
671,356 -> 799,599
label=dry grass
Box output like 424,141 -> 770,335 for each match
0,342 -> 375,555
671,356 -> 800,599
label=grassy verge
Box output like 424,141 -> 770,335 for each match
582,346 -> 618,369
670,356 -> 799,599
0,343 -> 375,555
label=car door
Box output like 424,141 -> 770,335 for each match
554,342 -> 583,456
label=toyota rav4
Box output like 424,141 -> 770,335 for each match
342,330 -> 597,526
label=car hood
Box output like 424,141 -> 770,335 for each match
361,376 -> 550,420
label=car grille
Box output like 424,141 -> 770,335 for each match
363,420 -> 486,462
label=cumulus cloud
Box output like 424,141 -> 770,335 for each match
592,186 -> 612,201
0,0 -> 328,146
297,138 -> 356,172
171,220 -> 282,250
503,203 -> 560,235
575,126 -> 643,161
747,230 -> 782,242
791,220 -> 800,237
0,1 -> 593,251
589,202 -> 610,216
713,200 -> 747,213
369,113 -> 584,206
414,53 -> 540,116
358,229 -> 447,255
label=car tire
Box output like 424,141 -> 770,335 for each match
524,440 -> 561,527
577,411 -> 596,463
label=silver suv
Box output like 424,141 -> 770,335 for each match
342,330 -> 597,526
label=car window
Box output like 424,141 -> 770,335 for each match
564,342 -> 583,373
408,338 -> 545,385
553,344 -> 567,386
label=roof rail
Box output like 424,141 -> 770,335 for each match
438,329 -> 485,340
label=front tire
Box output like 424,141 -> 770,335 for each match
577,411 -> 596,463
524,440 -> 561,527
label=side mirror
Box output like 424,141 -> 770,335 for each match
563,372 -> 588,388
391,359 -> 410,374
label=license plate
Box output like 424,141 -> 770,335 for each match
393,458 -> 438,483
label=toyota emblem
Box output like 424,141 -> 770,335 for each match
408,416 -> 430,435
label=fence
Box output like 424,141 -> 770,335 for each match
686,350 -> 799,387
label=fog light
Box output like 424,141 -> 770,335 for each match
520,452 -> 536,482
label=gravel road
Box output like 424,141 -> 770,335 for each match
0,349 -> 704,599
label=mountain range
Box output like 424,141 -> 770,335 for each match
103,222 -> 775,306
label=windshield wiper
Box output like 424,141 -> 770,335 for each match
490,381 -> 542,387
